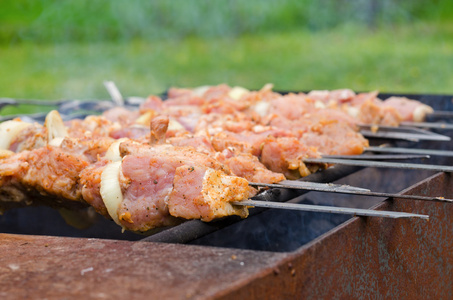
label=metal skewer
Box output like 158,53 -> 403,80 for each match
250,182 -> 453,203
427,110 -> 453,118
358,124 -> 451,141
103,81 -> 125,106
360,129 -> 450,141
365,146 -> 453,157
323,154 -> 430,160
233,200 -> 429,220
400,121 -> 453,130
303,157 -> 453,173
264,181 -> 370,193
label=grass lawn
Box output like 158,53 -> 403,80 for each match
1,22 -> 452,115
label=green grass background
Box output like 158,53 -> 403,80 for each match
1,0 -> 453,106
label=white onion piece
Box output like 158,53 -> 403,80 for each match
228,86 -> 249,100
413,105 -> 434,122
346,106 -> 360,119
44,110 -> 68,143
48,137 -> 65,147
104,138 -> 128,162
251,101 -> 271,117
168,118 -> 185,132
192,85 -> 211,97
100,161 -> 124,226
0,120 -> 32,150
314,100 -> 326,109
135,111 -> 154,126
260,83 -> 274,93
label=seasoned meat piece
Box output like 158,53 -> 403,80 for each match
261,137 -> 320,180
383,96 -> 434,122
216,150 -> 286,184
102,107 -> 140,127
168,166 -> 250,222
168,135 -> 216,155
80,160 -> 110,217
67,115 -> 121,139
149,115 -> 169,145
300,122 -> 369,155
0,146 -> 90,206
355,98 -> 402,126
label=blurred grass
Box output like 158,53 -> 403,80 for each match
1,0 -> 453,110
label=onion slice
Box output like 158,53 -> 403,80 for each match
44,110 -> 68,146
0,120 -> 32,150
104,138 -> 128,162
100,161 -> 124,226
228,86 -> 249,100
413,104 -> 434,122
135,111 -> 155,126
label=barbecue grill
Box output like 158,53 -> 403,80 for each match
1,93 -> 453,299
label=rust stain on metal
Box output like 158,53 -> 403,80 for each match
220,172 -> 453,299
0,234 -> 285,299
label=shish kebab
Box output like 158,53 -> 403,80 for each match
1,84 -> 448,230
0,119 -> 430,231
4,82 -> 453,182
0,109 -> 443,232
1,82 -> 451,137
3,86 -> 452,183
103,80 -> 453,135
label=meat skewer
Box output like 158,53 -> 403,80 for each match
0,133 -> 438,227
0,132 -> 435,232
1,84 -> 450,230
0,137 -> 255,231
0,111 -> 443,230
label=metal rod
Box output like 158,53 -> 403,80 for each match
233,200 -> 429,220
365,146 -> 453,157
103,81 -> 125,106
250,182 -> 453,203
259,181 -> 370,192
428,110 -> 453,118
0,112 -> 48,122
359,123 -> 447,133
0,97 -> 66,107
323,154 -> 430,160
360,130 -> 451,141
400,121 -> 453,130
303,157 -> 453,173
